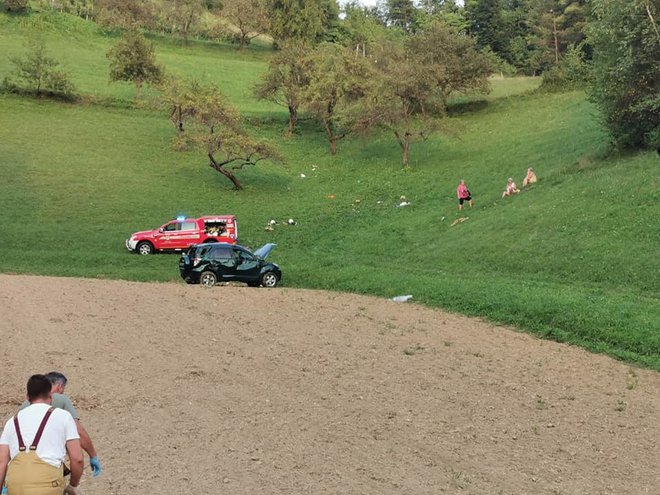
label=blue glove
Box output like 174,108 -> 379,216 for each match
90,456 -> 102,477
2,484 -> 7,494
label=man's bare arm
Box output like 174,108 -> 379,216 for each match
75,420 -> 97,458
65,439 -> 84,487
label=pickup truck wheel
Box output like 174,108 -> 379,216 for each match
200,271 -> 217,288
261,272 -> 278,288
137,242 -> 154,255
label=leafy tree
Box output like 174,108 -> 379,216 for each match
254,41 -> 314,135
220,0 -> 269,50
301,43 -> 373,154
159,75 -> 199,138
358,22 -> 492,167
588,0 -> 660,148
418,0 -> 469,33
96,0 -> 158,29
2,0 -> 29,12
267,0 -> 339,45
107,29 -> 164,99
2,35 -> 76,99
385,0 -> 419,33
162,0 -> 206,44
175,81 -> 280,189
337,2 -> 387,56
465,0 -> 507,54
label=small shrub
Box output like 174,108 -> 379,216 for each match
2,34 -> 78,101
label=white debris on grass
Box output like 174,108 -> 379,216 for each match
391,295 -> 413,303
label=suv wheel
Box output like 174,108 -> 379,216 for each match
261,272 -> 278,288
200,271 -> 217,288
137,242 -> 154,255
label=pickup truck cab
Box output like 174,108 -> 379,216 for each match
126,215 -> 238,255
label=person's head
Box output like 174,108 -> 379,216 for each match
508,177 -> 513,182
45,371 -> 68,394
460,179 -> 465,185
26,374 -> 53,403
528,167 -> 534,173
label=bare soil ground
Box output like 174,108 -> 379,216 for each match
0,274 -> 658,494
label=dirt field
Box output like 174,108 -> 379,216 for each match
0,274 -> 658,494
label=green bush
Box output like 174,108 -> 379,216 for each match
540,44 -> 588,92
2,34 -> 78,100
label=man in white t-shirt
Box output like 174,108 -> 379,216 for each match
0,375 -> 84,495
19,371 -> 102,477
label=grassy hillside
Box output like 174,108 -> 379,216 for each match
0,12 -> 658,369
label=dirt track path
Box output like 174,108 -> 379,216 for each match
0,274 -> 658,494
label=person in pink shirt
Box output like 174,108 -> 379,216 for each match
456,180 -> 473,211
502,178 -> 520,198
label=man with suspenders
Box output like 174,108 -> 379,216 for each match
0,374 -> 84,494
18,372 -> 102,478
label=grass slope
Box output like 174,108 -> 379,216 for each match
0,13 -> 658,369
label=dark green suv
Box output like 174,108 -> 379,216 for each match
179,243 -> 281,288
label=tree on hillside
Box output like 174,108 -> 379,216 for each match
162,0 -> 206,44
159,75 -> 198,138
107,29 -> 164,99
96,0 -> 158,29
179,82 -> 280,189
2,35 -> 77,99
2,0 -> 29,12
267,0 -> 339,45
465,0 -> 507,54
254,41 -> 314,135
357,22 -> 492,167
220,0 -> 269,50
337,2 -> 387,57
301,43 -> 374,154
384,0 -> 419,33
588,0 -> 660,148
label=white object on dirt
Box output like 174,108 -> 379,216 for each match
391,295 -> 413,303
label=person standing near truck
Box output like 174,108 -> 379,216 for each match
0,374 -> 84,495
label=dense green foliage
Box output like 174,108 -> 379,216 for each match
107,28 -> 164,98
587,0 -> 660,148
0,13 -> 658,369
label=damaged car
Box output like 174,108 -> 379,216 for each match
179,242 -> 281,288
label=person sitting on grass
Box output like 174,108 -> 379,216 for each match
502,178 -> 520,198
523,167 -> 537,187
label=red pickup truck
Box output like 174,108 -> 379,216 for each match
126,216 -> 238,255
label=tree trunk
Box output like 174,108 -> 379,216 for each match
287,105 -> 298,136
135,79 -> 142,100
209,153 -> 243,190
402,140 -> 410,168
323,122 -> 337,155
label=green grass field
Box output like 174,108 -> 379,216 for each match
1,12 -> 658,369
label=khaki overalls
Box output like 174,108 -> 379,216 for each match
6,408 -> 64,495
